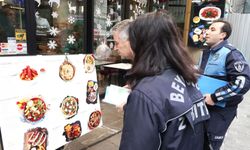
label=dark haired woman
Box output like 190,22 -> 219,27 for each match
119,10 -> 210,150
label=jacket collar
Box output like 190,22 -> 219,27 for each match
209,40 -> 228,53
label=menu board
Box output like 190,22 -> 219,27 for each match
0,54 -> 102,150
189,0 -> 225,47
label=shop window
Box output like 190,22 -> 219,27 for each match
93,0 -> 122,61
189,0 -> 225,47
35,0 -> 85,55
152,0 -> 187,35
93,0 -> 122,50
0,0 -> 27,55
128,0 -> 149,20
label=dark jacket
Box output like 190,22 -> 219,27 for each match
119,69 -> 210,150
199,40 -> 250,107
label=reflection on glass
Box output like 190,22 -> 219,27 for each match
128,0 -> 148,20
93,0 -> 122,61
35,0 -> 84,55
0,1 -> 27,55
152,0 -> 186,35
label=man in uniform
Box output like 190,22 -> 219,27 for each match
199,20 -> 250,150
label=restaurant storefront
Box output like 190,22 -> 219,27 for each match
2,0 -> 249,149
0,0 -> 194,56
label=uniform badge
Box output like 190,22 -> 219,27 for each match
234,61 -> 244,72
212,53 -> 219,61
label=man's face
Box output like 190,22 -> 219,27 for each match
113,31 -> 134,59
205,22 -> 226,47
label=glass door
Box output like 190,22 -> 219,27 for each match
0,0 -> 27,55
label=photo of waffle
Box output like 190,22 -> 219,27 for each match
63,121 -> 82,142
24,127 -> 48,150
88,110 -> 102,130
60,96 -> 79,119
86,80 -> 98,104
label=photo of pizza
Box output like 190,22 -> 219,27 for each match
199,6 -> 221,21
17,97 -> 47,122
63,121 -> 82,141
60,96 -> 79,119
24,127 -> 48,150
59,60 -> 75,81
88,110 -> 102,130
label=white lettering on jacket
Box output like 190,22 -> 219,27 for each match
170,75 -> 185,103
191,101 -> 209,121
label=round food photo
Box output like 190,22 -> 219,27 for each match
60,96 -> 79,119
59,59 -> 75,81
88,110 -> 102,130
17,97 -> 47,122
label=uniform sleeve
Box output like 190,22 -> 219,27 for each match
119,90 -> 163,150
211,50 -> 250,103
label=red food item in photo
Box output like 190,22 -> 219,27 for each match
20,66 -> 38,80
63,121 -> 82,141
40,68 -> 45,72
201,8 -> 218,18
88,110 -> 102,129
24,97 -> 47,122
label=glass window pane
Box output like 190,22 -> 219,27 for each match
93,0 -> 122,50
93,0 -> 123,62
128,0 -> 149,20
152,0 -> 187,35
0,0 -> 27,55
35,0 -> 84,55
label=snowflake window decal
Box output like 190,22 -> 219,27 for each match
96,7 -> 101,16
97,24 -> 102,31
35,0 -> 41,7
117,3 -> 121,10
51,11 -> 59,18
106,17 -> 112,27
68,16 -> 75,24
67,35 -> 76,44
47,40 -> 57,49
49,27 -> 60,37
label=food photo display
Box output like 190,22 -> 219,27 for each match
0,54 -> 103,150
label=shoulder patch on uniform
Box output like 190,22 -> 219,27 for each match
234,61 -> 244,72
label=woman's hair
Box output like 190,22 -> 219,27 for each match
127,10 -> 198,87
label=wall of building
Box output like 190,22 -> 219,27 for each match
224,13 -> 250,62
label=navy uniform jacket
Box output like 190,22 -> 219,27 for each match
119,69 -> 210,150
199,40 -> 250,107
